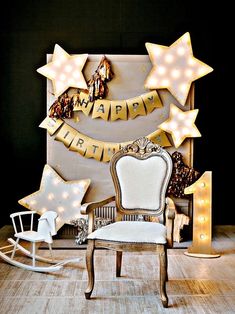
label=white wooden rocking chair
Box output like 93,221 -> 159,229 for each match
0,211 -> 78,272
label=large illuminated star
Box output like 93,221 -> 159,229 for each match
159,103 -> 201,148
37,44 -> 88,97
18,164 -> 91,230
145,32 -> 213,105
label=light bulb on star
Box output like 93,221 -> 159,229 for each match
159,103 -> 201,148
37,44 -> 88,97
145,32 -> 213,105
18,164 -> 91,230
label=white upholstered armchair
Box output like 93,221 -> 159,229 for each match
81,137 -> 176,308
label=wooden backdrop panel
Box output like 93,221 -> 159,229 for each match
46,55 -> 194,213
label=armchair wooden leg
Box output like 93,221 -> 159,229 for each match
85,240 -> 95,299
116,251 -> 122,277
159,246 -> 168,308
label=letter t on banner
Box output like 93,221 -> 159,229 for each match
184,171 -> 220,258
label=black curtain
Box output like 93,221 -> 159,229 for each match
0,0 -> 233,226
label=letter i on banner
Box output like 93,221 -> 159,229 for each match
55,124 -> 77,147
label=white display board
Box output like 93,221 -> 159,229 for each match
46,55 -> 194,215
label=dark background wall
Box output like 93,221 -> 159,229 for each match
0,0 -> 232,226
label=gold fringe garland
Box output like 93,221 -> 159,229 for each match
39,117 -> 171,162
87,55 -> 114,102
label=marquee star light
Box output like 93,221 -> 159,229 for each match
37,44 -> 88,97
159,103 -> 201,148
145,32 -> 213,105
18,164 -> 91,230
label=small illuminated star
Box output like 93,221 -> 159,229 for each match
159,103 -> 201,148
37,44 -> 88,97
145,32 -> 213,105
18,164 -> 91,230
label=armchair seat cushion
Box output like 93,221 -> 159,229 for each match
87,221 -> 167,244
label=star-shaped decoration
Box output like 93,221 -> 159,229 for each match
159,103 -> 201,148
37,44 -> 88,97
18,164 -> 91,230
145,32 -> 213,105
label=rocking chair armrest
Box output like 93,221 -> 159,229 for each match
165,197 -> 176,248
81,196 -> 115,215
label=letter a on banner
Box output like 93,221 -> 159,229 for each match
92,100 -> 110,120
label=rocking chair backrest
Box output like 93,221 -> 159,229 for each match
10,211 -> 37,234
37,211 -> 58,243
110,137 -> 172,217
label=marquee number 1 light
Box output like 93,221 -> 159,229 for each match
184,171 -> 220,258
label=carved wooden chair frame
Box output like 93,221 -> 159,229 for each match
81,137 -> 176,308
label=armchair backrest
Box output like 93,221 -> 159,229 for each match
110,137 -> 172,217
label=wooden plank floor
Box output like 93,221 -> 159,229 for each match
0,226 -> 234,314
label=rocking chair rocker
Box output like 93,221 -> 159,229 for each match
0,211 -> 78,272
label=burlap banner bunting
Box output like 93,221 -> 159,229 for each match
40,117 -> 171,162
73,90 -> 162,121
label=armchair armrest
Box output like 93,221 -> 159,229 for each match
81,196 -> 115,214
166,197 -> 176,220
81,196 -> 115,234
165,197 -> 176,248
